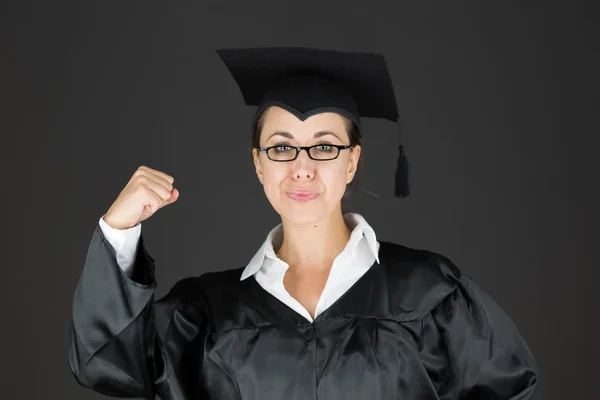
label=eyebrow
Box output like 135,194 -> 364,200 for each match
266,130 -> 344,142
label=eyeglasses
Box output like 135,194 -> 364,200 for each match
258,143 -> 354,162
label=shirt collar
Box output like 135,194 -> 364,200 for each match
240,212 -> 380,281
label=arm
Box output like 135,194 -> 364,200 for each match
98,214 -> 141,278
427,269 -> 540,399
68,222 -> 183,399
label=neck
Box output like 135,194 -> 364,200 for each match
276,206 -> 351,272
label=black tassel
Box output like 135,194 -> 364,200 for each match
394,144 -> 410,198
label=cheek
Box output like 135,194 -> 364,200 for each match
262,165 -> 286,181
325,166 -> 350,192
260,165 -> 287,193
315,164 -> 348,197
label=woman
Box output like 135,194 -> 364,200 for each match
69,47 -> 539,399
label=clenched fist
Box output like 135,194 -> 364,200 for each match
104,166 -> 179,230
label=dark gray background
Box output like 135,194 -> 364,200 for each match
1,1 -> 597,399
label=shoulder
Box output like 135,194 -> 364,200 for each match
166,267 -> 248,321
380,242 -> 524,347
379,240 -> 462,276
377,240 -> 465,320
160,267 -> 247,330
168,267 -> 246,301
378,240 -> 464,287
170,267 -> 263,332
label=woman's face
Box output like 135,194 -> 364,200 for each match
252,106 -> 361,225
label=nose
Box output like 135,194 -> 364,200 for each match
291,147 -> 315,179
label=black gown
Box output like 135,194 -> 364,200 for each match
68,223 -> 539,399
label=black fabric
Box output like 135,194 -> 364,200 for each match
69,224 -> 539,399
216,47 -> 399,128
395,143 -> 410,197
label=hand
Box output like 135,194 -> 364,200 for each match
104,165 -> 179,230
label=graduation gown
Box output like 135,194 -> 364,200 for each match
69,224 -> 539,399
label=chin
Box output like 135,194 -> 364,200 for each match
276,197 -> 335,225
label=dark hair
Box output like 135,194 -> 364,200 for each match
250,108 -> 365,205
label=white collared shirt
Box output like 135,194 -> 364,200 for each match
98,212 -> 380,322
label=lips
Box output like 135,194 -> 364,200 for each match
287,189 -> 319,195
286,189 -> 319,202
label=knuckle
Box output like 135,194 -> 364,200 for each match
137,184 -> 150,196
136,175 -> 148,185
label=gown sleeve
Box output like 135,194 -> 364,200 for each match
419,254 -> 540,400
68,222 -> 208,399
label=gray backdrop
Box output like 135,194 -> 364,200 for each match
1,1 -> 597,399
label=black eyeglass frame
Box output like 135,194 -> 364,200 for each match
257,144 -> 354,162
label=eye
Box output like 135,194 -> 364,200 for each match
273,142 -> 293,151
314,142 -> 335,152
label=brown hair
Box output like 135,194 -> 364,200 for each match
250,108 -> 365,203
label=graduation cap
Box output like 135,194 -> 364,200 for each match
216,46 -> 410,198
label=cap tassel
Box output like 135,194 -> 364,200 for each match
393,119 -> 410,198
394,144 -> 410,198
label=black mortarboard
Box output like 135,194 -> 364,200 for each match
216,46 -> 410,198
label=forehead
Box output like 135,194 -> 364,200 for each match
261,106 -> 347,134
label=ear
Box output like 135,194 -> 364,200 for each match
252,148 -> 264,184
346,144 -> 361,184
